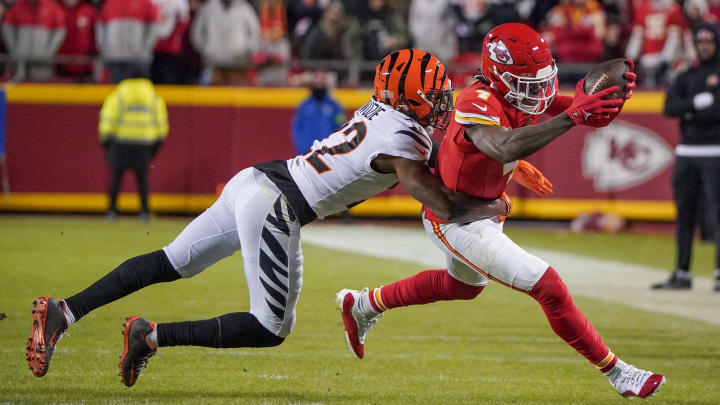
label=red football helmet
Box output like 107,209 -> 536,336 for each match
480,23 -> 558,115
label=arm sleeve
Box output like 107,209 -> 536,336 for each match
664,73 -> 694,117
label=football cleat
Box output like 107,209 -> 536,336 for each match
26,296 -> 68,377
119,316 -> 157,387
335,288 -> 383,359
651,270 -> 692,290
606,360 -> 666,399
713,270 -> 720,292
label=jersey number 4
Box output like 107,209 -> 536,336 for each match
306,122 -> 367,174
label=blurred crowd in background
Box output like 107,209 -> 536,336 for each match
0,0 -> 718,87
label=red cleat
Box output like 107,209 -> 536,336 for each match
335,288 -> 382,359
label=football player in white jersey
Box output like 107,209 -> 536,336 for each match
25,49 -> 512,386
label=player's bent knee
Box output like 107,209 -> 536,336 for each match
528,267 -> 570,306
442,272 -> 485,300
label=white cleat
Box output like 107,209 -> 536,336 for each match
335,288 -> 383,359
607,359 -> 666,399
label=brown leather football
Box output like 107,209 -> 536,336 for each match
583,58 -> 631,99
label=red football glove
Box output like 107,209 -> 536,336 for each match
513,160 -> 553,197
564,79 -> 623,126
498,192 -> 512,223
587,58 -> 637,127
623,57 -> 637,101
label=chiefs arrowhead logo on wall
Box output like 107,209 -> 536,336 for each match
487,40 -> 514,65
583,121 -> 673,192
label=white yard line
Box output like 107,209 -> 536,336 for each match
303,223 -> 720,326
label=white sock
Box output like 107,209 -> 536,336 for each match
148,326 -> 158,348
61,300 -> 76,327
358,289 -> 380,317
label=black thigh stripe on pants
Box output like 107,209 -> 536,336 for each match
258,197 -> 297,322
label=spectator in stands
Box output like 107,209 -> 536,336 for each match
97,0 -> 160,83
2,0 -> 66,81
408,0 -> 457,63
600,0 -> 629,59
450,0 -> 524,52
175,0 -> 203,84
542,0 -> 606,64
300,1 -> 360,80
287,0 -> 328,53
150,0 -> 191,84
254,0 -> 291,86
57,0 -> 97,82
541,0 -> 605,83
626,0 -> 687,87
191,0 -> 259,85
709,0 -> 720,20
358,0 -> 408,63
679,0 -> 712,71
99,65 -> 168,223
685,0 -> 712,28
290,71 -> 344,155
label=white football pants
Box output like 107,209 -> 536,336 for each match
422,212 -> 549,292
163,168 -> 303,338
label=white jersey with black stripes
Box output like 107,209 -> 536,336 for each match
287,98 -> 432,219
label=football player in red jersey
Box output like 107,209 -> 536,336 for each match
336,23 -> 667,399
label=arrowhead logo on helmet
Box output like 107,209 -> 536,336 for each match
488,40 -> 514,65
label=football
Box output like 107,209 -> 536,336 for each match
583,58 -> 632,99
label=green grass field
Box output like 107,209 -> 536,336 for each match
1,216 -> 719,404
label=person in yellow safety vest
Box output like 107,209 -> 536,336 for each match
99,69 -> 168,222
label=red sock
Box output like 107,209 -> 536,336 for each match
529,267 -> 617,372
368,269 -> 484,312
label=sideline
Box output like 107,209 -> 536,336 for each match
303,223 -> 720,326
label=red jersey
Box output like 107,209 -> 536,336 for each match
632,0 -> 687,55
424,80 -> 533,223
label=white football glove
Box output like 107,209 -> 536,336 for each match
693,92 -> 714,110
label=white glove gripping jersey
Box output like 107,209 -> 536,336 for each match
255,98 -> 432,224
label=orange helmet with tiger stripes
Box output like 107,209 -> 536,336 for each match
373,49 -> 454,129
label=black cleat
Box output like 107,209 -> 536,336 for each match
26,296 -> 68,377
651,270 -> 692,290
119,316 -> 157,387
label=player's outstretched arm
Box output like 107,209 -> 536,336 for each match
373,155 -> 509,223
467,84 -> 622,163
